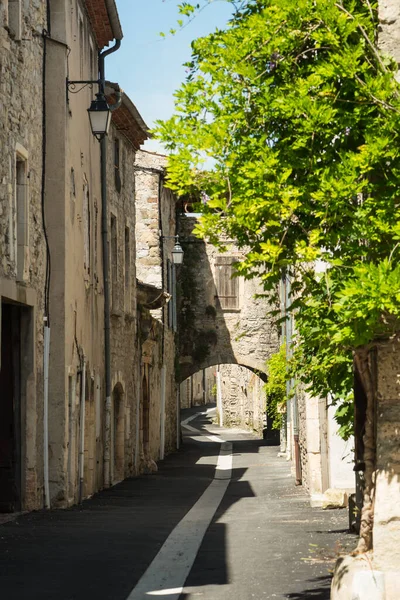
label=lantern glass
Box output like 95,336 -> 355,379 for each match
88,94 -> 111,138
172,242 -> 184,265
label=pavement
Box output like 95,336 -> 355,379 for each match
0,404 -> 356,600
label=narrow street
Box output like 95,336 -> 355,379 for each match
0,407 -> 354,600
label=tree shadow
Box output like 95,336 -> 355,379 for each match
285,575 -> 332,599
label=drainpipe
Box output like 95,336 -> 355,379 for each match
135,351 -> 141,473
98,39 -> 121,489
285,275 -> 302,485
43,317 -> 50,509
78,354 -> 86,503
160,365 -> 166,460
202,368 -> 206,405
216,365 -> 223,426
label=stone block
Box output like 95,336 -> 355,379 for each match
321,488 -> 348,509
331,555 -> 383,600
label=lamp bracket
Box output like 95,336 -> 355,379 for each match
66,78 -> 101,103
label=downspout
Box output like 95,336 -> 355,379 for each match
98,39 -> 121,489
42,0 -> 52,510
78,354 -> 86,503
43,318 -> 50,509
286,275 -> 302,485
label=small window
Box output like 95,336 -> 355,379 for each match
7,0 -> 22,40
114,139 -> 121,193
214,256 -> 239,310
16,154 -> 28,281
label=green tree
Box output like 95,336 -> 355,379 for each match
156,0 -> 400,553
265,344 -> 287,431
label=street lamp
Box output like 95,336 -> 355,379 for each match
160,234 -> 184,264
171,237 -> 184,264
87,93 -> 112,141
66,80 -> 113,141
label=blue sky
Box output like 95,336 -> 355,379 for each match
107,0 -> 233,152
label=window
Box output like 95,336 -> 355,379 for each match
124,226 -> 130,311
7,0 -> 22,40
214,256 -> 239,310
114,139 -> 121,193
110,214 -> 118,310
16,153 -> 28,281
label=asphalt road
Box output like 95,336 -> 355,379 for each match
0,406 -> 355,599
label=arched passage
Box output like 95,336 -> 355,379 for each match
180,363 -> 276,441
177,216 -> 279,388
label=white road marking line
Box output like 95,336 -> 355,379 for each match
180,407 -> 216,426
126,441 -> 233,600
182,423 -> 224,445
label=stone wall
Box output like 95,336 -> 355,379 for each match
107,123 -> 139,484
178,215 -> 280,382
374,340 -> 400,574
180,367 -> 216,409
0,0 -> 47,511
135,150 -> 178,463
297,387 -> 309,492
218,364 -> 266,435
45,0 -> 105,506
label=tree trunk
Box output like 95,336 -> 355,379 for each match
353,348 -> 376,554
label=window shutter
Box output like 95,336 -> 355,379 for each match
215,257 -> 239,309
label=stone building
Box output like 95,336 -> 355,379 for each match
0,0 -> 47,512
180,367 -> 216,409
105,83 -> 149,485
177,214 -> 279,382
44,0 -> 124,507
134,149 -> 180,466
176,213 -> 279,437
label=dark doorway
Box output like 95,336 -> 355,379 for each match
0,303 -> 22,512
142,373 -> 150,456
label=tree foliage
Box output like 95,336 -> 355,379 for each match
156,0 -> 400,429
265,344 -> 287,431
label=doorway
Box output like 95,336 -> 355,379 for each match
142,372 -> 150,457
0,303 -> 22,512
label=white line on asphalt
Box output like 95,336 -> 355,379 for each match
126,440 -> 233,600
180,406 -> 216,426
181,422 -> 224,444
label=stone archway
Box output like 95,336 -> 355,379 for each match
111,383 -> 125,484
177,215 -> 279,385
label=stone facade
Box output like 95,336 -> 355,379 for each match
135,150 -> 179,464
218,364 -> 266,435
180,367 -> 216,409
0,0 -> 47,512
106,117 -> 139,485
178,215 -> 280,382
45,0 -> 109,507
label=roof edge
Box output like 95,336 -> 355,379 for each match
104,0 -> 123,41
105,81 -> 150,139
